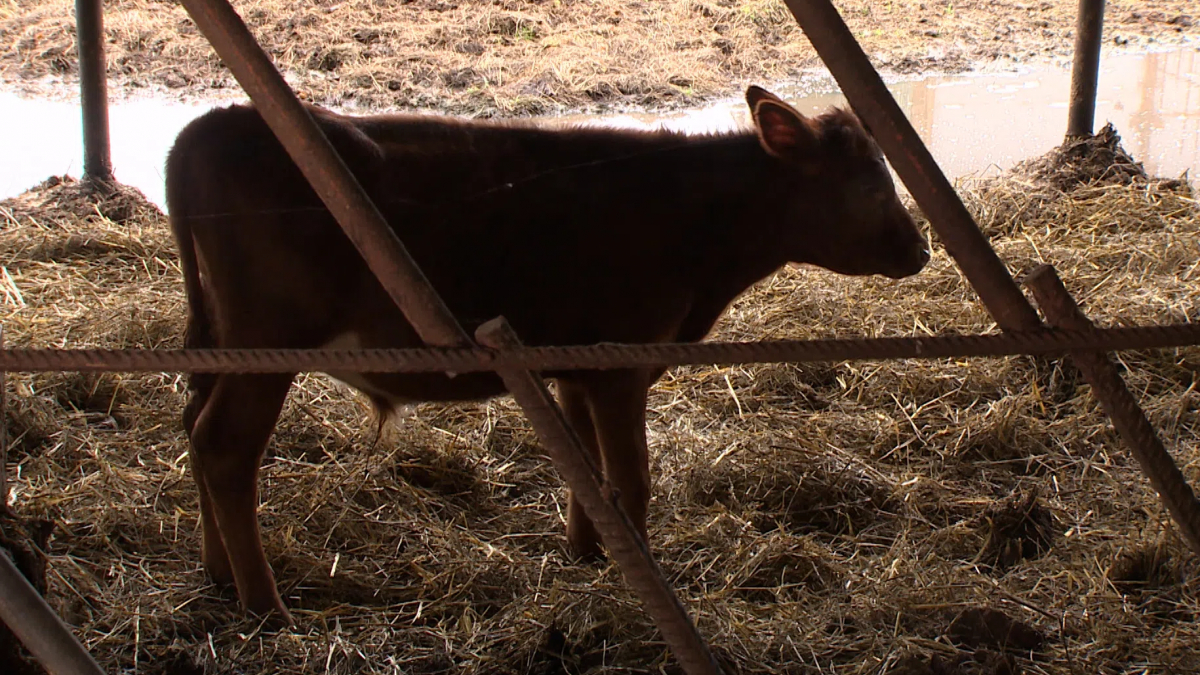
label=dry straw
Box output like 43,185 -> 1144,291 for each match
0,126 -> 1197,673
4,1 -> 1197,117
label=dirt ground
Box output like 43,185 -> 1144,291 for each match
0,123 -> 1197,673
1,0 -> 1198,115
0,1 -> 1199,674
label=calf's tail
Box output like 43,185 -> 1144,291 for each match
164,124 -> 217,399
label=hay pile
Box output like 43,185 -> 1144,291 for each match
0,132 -> 1197,674
1014,123 -> 1151,192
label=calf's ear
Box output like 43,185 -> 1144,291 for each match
745,85 -> 785,111
745,86 -> 819,161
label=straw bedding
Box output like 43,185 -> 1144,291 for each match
3,1 -> 1197,116
0,126 -> 1197,674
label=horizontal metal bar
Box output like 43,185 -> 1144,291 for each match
0,324 -> 1195,374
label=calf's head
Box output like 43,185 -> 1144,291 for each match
746,86 -> 929,280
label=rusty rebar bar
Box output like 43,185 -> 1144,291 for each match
1066,0 -> 1106,137
75,0 -> 113,187
779,0 -> 1041,332
176,0 -> 470,348
1026,266 -> 1200,555
476,317 -> 725,675
0,323 -> 1196,374
0,547 -> 105,675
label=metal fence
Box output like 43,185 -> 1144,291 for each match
0,0 -> 1198,673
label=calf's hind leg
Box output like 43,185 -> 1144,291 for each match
181,373 -> 232,586
188,372 -> 295,621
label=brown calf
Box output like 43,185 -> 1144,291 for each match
164,86 -> 929,622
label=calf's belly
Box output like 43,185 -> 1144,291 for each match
320,331 -> 507,408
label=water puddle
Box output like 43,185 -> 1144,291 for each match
563,46 -> 1200,191
0,92 -> 219,209
1,46 -> 1197,210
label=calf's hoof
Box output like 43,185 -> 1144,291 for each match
259,606 -> 294,630
240,590 -> 293,628
567,519 -> 606,563
569,540 -> 608,565
202,557 -> 235,588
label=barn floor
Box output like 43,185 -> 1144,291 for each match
0,128 -> 1198,674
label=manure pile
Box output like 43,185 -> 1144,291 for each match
0,132 -> 1197,673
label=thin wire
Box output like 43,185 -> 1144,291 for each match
173,127 -> 745,223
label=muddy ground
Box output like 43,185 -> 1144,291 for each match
1,0 -> 1198,115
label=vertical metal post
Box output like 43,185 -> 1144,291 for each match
75,0 -> 114,187
1066,0 -> 1106,137
779,0 -> 1043,332
1025,266 -> 1200,555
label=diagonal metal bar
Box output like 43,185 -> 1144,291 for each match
176,0 -> 469,348
475,317 -> 725,675
780,0 -> 1042,332
1025,266 -> 1200,555
0,547 -> 106,675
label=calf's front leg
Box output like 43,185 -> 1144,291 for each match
557,380 -> 605,559
558,371 -> 654,558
